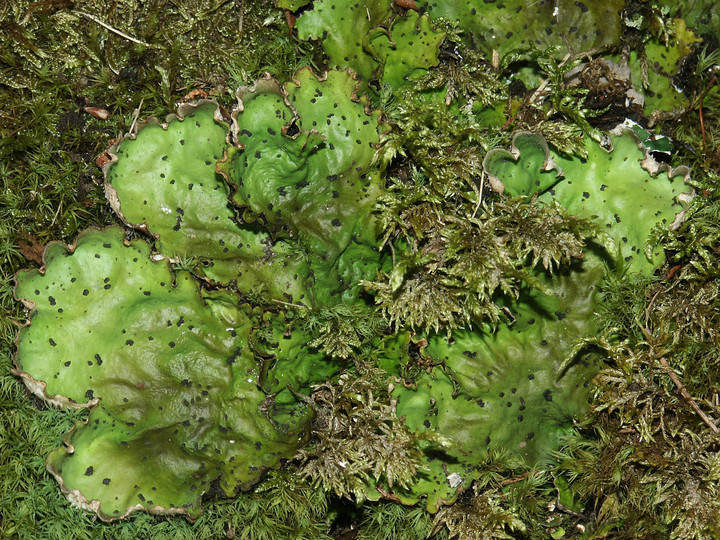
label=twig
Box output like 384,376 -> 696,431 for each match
698,75 -> 717,146
272,299 -> 308,309
129,98 -> 144,135
641,288 -> 717,432
74,10 -> 151,47
471,171 -> 485,218
527,52 -> 572,105
659,357 -> 719,433
500,470 -> 543,486
644,287 -> 662,330
50,200 -> 62,227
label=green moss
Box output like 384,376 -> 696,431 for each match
3,0 -> 720,537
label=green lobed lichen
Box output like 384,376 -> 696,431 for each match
9,0 -> 719,536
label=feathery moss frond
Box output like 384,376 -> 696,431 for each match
294,370 -> 424,502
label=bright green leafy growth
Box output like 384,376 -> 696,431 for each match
6,0 -> 720,536
417,0 -> 625,57
14,227 -> 312,520
410,48 -> 507,108
485,130 -> 694,274
301,304 -> 388,360
384,252 -> 604,511
358,130 -> 697,510
103,101 -> 290,293
620,18 -> 702,112
294,0 -> 392,87
14,66 -> 398,522
220,68 -> 387,255
364,176 -> 594,334
275,0 -> 312,10
293,1 -> 444,94
366,11 -> 445,89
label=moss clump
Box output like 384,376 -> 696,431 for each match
3,0 -> 720,538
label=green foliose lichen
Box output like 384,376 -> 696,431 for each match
11,1 -> 717,536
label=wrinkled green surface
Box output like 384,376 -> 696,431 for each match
376,131 -> 693,510
656,0 -> 720,37
16,227 -> 244,407
5,0 -> 720,536
14,68 -> 394,519
7,0 -> 711,529
411,260 -> 602,453
294,0 -> 392,87
14,56 -> 699,526
485,131 -> 692,274
15,227 -> 313,519
294,1 -> 444,93
418,0 -> 625,57
104,102 -> 277,290
366,11 -> 445,89
222,68 -> 387,254
623,19 -> 701,112
106,82 -> 388,307
255,312 -> 340,396
390,255 -> 603,508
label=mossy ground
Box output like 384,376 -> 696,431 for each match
2,0 -> 720,538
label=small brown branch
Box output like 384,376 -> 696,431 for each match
128,98 -> 144,135
699,97 -> 706,146
271,299 -> 308,309
644,287 -> 662,332
659,357 -> 719,433
500,470 -> 544,486
692,74 -> 717,147
471,172 -> 485,218
74,11 -> 151,47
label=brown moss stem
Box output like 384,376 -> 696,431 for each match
659,357 -> 719,433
